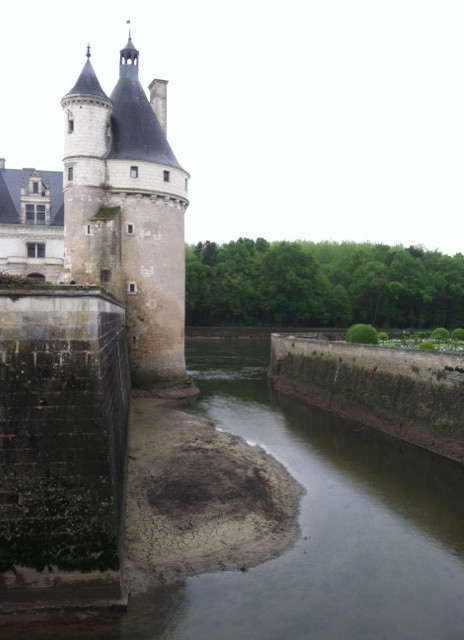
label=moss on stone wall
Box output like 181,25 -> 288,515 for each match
270,344 -> 464,464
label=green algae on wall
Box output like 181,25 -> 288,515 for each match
0,288 -> 130,611
269,334 -> 464,464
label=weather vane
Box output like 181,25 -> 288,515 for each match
126,19 -> 131,39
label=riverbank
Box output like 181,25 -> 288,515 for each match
123,397 -> 305,595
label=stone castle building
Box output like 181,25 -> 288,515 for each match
0,35 -> 190,383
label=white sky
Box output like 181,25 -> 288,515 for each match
2,1 -> 464,255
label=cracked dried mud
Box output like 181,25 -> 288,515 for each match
123,398 -> 305,594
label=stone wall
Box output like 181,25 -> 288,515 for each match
0,286 -> 130,611
269,334 -> 464,464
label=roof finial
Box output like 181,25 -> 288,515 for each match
86,43 -> 91,59
126,19 -> 131,40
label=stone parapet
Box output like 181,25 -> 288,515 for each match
269,334 -> 464,464
0,286 -> 130,611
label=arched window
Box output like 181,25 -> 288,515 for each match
27,273 -> 46,281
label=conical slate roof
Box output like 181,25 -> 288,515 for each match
63,47 -> 110,101
107,36 -> 182,168
107,77 -> 182,168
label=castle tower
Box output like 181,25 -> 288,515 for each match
62,37 -> 190,384
61,46 -> 117,289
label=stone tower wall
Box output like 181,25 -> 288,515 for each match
61,97 -> 112,161
106,159 -> 188,198
118,192 -> 187,382
62,186 -> 123,293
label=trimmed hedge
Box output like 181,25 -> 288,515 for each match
418,341 -> 436,351
451,328 -> 464,341
430,327 -> 450,340
345,324 -> 379,345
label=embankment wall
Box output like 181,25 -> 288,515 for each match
269,334 -> 464,464
0,287 -> 130,611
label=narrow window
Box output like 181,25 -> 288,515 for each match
37,243 -> 45,258
163,170 -> 170,182
68,119 -> 74,133
68,166 -> 74,181
25,204 -> 35,225
128,282 -> 137,294
86,224 -> 91,235
127,224 -> 134,235
185,178 -> 188,191
130,166 -> 138,178
100,269 -> 111,283
36,205 -> 46,225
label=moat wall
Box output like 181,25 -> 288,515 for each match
0,287 -> 130,611
269,334 -> 464,464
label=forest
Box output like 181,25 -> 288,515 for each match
185,239 -> 464,330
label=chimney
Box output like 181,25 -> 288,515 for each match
0,158 -> 5,169
148,79 -> 168,135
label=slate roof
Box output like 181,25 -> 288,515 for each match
0,169 -> 64,226
63,50 -> 110,102
106,37 -> 183,169
107,76 -> 182,168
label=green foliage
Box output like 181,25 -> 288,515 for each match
345,324 -> 379,345
451,328 -> 464,341
377,331 -> 389,341
185,239 -> 464,329
418,341 -> 436,350
430,327 -> 450,340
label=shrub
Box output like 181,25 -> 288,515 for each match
345,324 -> 379,345
377,331 -> 389,341
417,330 -> 431,339
418,341 -> 436,351
430,327 -> 450,341
451,328 -> 464,341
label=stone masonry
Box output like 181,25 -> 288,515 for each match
0,287 -> 130,611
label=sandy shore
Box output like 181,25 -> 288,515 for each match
122,397 -> 306,594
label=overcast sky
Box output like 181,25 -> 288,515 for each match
3,1 -> 464,255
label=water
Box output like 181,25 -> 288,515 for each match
2,338 -> 464,639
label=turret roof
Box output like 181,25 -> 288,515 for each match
63,46 -> 110,101
107,37 -> 183,169
108,77 -> 182,168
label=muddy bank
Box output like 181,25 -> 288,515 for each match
123,398 -> 305,594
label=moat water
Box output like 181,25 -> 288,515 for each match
3,338 -> 464,639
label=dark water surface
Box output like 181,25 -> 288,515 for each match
2,338 -> 464,639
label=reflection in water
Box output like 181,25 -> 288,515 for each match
2,338 -> 464,639
272,391 -> 464,559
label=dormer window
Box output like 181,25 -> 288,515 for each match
130,166 -> 138,178
25,204 -> 46,225
32,182 -> 39,194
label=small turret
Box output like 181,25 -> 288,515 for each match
119,36 -> 139,78
61,46 -> 113,169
